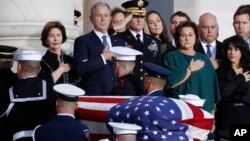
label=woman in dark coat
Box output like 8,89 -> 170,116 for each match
215,35 -> 250,140
39,21 -> 77,85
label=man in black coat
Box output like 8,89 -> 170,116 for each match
116,0 -> 161,95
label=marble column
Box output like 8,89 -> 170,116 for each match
0,0 -> 81,56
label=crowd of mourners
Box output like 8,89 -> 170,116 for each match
0,0 -> 250,141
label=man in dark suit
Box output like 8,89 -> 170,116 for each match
74,2 -> 125,96
116,0 -> 161,95
33,84 -> 90,141
232,4 -> 250,49
222,4 -> 250,68
143,62 -> 171,96
197,13 -> 223,69
0,49 -> 56,141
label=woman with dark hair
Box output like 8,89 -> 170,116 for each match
146,10 -> 172,54
39,21 -> 77,85
108,7 -> 132,35
110,8 -> 126,33
215,35 -> 250,140
163,21 -> 220,112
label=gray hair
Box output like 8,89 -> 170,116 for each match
90,2 -> 111,17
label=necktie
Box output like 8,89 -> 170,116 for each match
136,34 -> 143,49
102,35 -> 109,48
136,34 -> 142,43
206,44 -> 212,58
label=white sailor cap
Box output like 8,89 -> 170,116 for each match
108,122 -> 142,135
98,139 -> 110,141
14,49 -> 43,61
110,47 -> 142,61
53,84 -> 85,102
179,94 -> 205,107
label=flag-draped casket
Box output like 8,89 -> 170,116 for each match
76,96 -> 130,140
76,96 -> 214,141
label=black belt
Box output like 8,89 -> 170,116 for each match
233,102 -> 245,107
220,101 -> 247,107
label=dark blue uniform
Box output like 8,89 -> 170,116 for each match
148,90 -> 165,96
116,30 -> 161,94
33,115 -> 90,141
74,31 -> 125,96
0,68 -> 17,93
0,45 -> 18,141
0,77 -> 56,141
143,62 -> 171,97
111,74 -> 140,96
0,68 -> 17,141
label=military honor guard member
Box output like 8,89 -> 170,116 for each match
116,0 -> 161,95
143,62 -> 171,96
107,96 -> 214,141
110,47 -> 142,96
0,45 -> 18,93
0,49 -> 56,141
0,45 -> 18,141
108,122 -> 142,141
33,84 -> 90,141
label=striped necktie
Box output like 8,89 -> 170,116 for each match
102,35 -> 109,48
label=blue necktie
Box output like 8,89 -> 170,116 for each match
102,35 -> 109,48
206,44 -> 212,58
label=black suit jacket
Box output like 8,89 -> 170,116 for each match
196,40 -> 223,60
74,30 -> 125,96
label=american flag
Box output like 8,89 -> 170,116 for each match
107,96 -> 214,141
76,96 -> 131,141
76,96 -> 214,141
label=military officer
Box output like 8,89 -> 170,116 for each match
33,84 -> 90,141
116,0 -> 161,95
